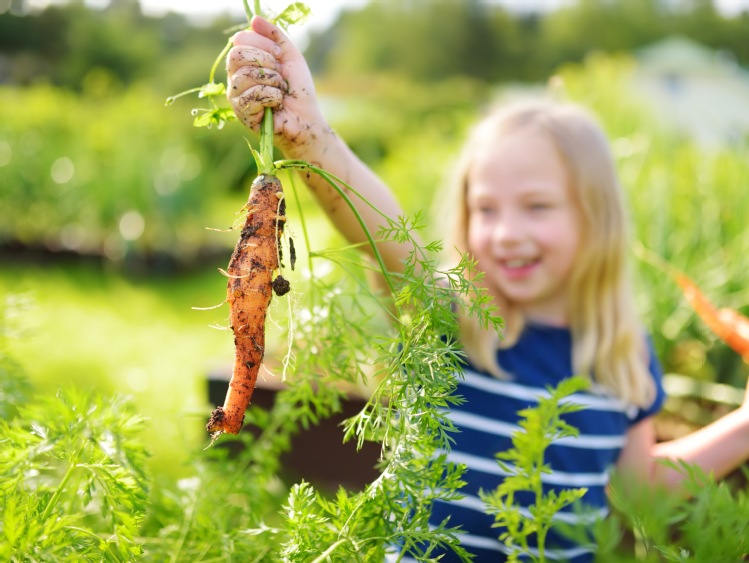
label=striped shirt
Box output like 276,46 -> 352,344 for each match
399,321 -> 665,562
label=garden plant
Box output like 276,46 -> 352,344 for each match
1,1 -> 748,562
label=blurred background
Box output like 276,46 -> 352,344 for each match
1,0 -> 748,478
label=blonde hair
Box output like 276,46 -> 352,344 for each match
441,100 -> 655,408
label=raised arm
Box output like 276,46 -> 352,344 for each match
227,16 -> 412,276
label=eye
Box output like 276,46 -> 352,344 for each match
475,205 -> 497,216
528,202 -> 551,211
469,200 -> 496,216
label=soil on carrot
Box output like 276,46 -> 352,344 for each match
289,237 -> 296,271
206,174 -> 288,436
272,275 -> 291,296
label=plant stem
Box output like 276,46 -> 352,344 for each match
534,440 -> 547,562
310,253 -> 398,321
275,160 -> 396,295
286,172 -> 314,276
209,38 -> 233,87
164,86 -> 203,105
41,444 -> 85,522
201,36 -> 233,113
260,107 -> 274,175
309,538 -> 348,563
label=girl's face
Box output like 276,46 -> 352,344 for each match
466,128 -> 581,326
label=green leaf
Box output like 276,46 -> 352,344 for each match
192,107 -> 236,129
246,138 -> 266,173
272,2 -> 311,30
2,495 -> 22,546
198,82 -> 226,98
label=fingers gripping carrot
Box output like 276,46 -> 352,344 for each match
206,173 -> 289,435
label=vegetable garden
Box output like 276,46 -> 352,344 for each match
1,1 -> 748,561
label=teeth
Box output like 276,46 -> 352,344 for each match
505,259 -> 533,268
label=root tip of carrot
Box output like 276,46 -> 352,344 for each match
206,406 -> 245,436
204,430 -> 224,449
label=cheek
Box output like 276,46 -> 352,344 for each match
466,217 -> 487,255
543,215 -> 581,261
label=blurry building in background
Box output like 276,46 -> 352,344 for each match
635,35 -> 749,147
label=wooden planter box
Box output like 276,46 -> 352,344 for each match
207,368 -> 381,493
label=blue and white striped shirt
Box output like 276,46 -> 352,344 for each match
402,321 -> 665,562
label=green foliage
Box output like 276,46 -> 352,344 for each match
0,5 -> 227,91
306,0 -> 749,83
3,146 -> 502,561
141,407 -> 295,561
0,387 -> 149,561
605,461 -> 749,562
0,293 -> 33,421
272,2 -> 312,30
480,376 -> 591,562
0,83 -> 253,262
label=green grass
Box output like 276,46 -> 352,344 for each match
0,200 -> 337,477
1,259 -> 235,477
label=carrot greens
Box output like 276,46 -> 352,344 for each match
5,2 -> 748,562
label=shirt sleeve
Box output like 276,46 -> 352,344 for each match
631,335 -> 667,424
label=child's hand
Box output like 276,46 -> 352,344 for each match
227,16 -> 328,158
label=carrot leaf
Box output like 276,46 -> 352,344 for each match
271,3 -> 311,30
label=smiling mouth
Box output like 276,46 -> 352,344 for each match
502,258 -> 538,269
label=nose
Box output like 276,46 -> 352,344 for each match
491,209 -> 525,247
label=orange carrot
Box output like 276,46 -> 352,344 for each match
674,273 -> 749,360
206,173 -> 289,435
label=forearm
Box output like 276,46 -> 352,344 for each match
651,407 -> 749,488
280,123 -> 414,275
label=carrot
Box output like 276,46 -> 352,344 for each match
206,173 -> 288,435
634,243 -> 749,362
673,273 -> 749,361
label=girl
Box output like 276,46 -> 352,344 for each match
227,16 -> 749,562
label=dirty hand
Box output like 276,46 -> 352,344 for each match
227,16 -> 327,157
